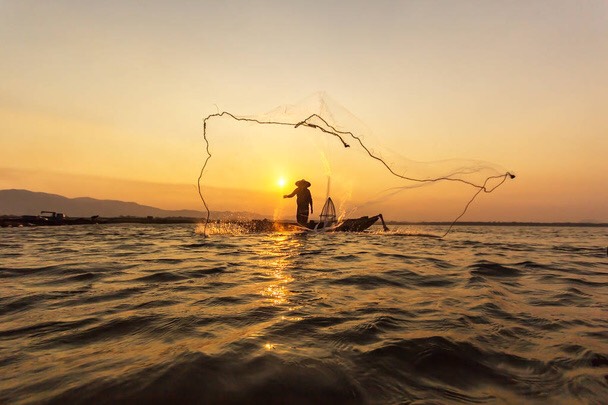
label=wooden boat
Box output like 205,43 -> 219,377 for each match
245,197 -> 389,233
305,214 -> 388,232
243,214 -> 388,233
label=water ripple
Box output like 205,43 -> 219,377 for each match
0,224 -> 606,404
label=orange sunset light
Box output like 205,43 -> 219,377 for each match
0,2 -> 606,222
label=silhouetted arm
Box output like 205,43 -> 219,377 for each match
283,188 -> 297,198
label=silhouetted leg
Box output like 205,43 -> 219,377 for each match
297,207 -> 309,226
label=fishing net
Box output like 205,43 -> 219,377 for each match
319,197 -> 337,228
198,92 -> 514,236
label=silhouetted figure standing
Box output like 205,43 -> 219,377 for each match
284,179 -> 313,226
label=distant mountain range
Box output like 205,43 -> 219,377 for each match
0,189 -> 267,220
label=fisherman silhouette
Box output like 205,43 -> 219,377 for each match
283,179 -> 313,226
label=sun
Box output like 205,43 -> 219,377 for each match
277,177 -> 286,188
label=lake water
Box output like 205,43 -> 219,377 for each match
1,224 -> 607,404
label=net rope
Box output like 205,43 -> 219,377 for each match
198,110 -> 514,237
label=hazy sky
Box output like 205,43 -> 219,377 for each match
1,1 -> 607,221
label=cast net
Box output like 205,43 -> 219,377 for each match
197,92 -> 514,236
318,197 -> 337,228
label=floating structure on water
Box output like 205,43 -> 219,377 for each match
303,197 -> 389,232
232,197 -> 389,233
1,212 -> 96,227
239,214 -> 387,233
0,211 -> 196,227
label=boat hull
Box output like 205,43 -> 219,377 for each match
309,215 -> 381,232
244,215 -> 386,233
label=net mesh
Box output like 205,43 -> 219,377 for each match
198,92 -> 514,236
319,197 -> 337,227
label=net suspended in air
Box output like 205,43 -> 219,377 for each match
198,92 -> 514,236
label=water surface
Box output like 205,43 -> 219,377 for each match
1,224 -> 606,404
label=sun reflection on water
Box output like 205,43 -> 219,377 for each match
259,234 -> 299,307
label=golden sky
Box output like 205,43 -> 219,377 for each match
1,1 -> 607,222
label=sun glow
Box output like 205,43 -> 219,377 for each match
277,177 -> 286,188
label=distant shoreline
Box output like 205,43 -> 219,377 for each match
1,215 -> 606,228
387,221 -> 607,227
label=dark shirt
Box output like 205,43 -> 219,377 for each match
286,187 -> 313,210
